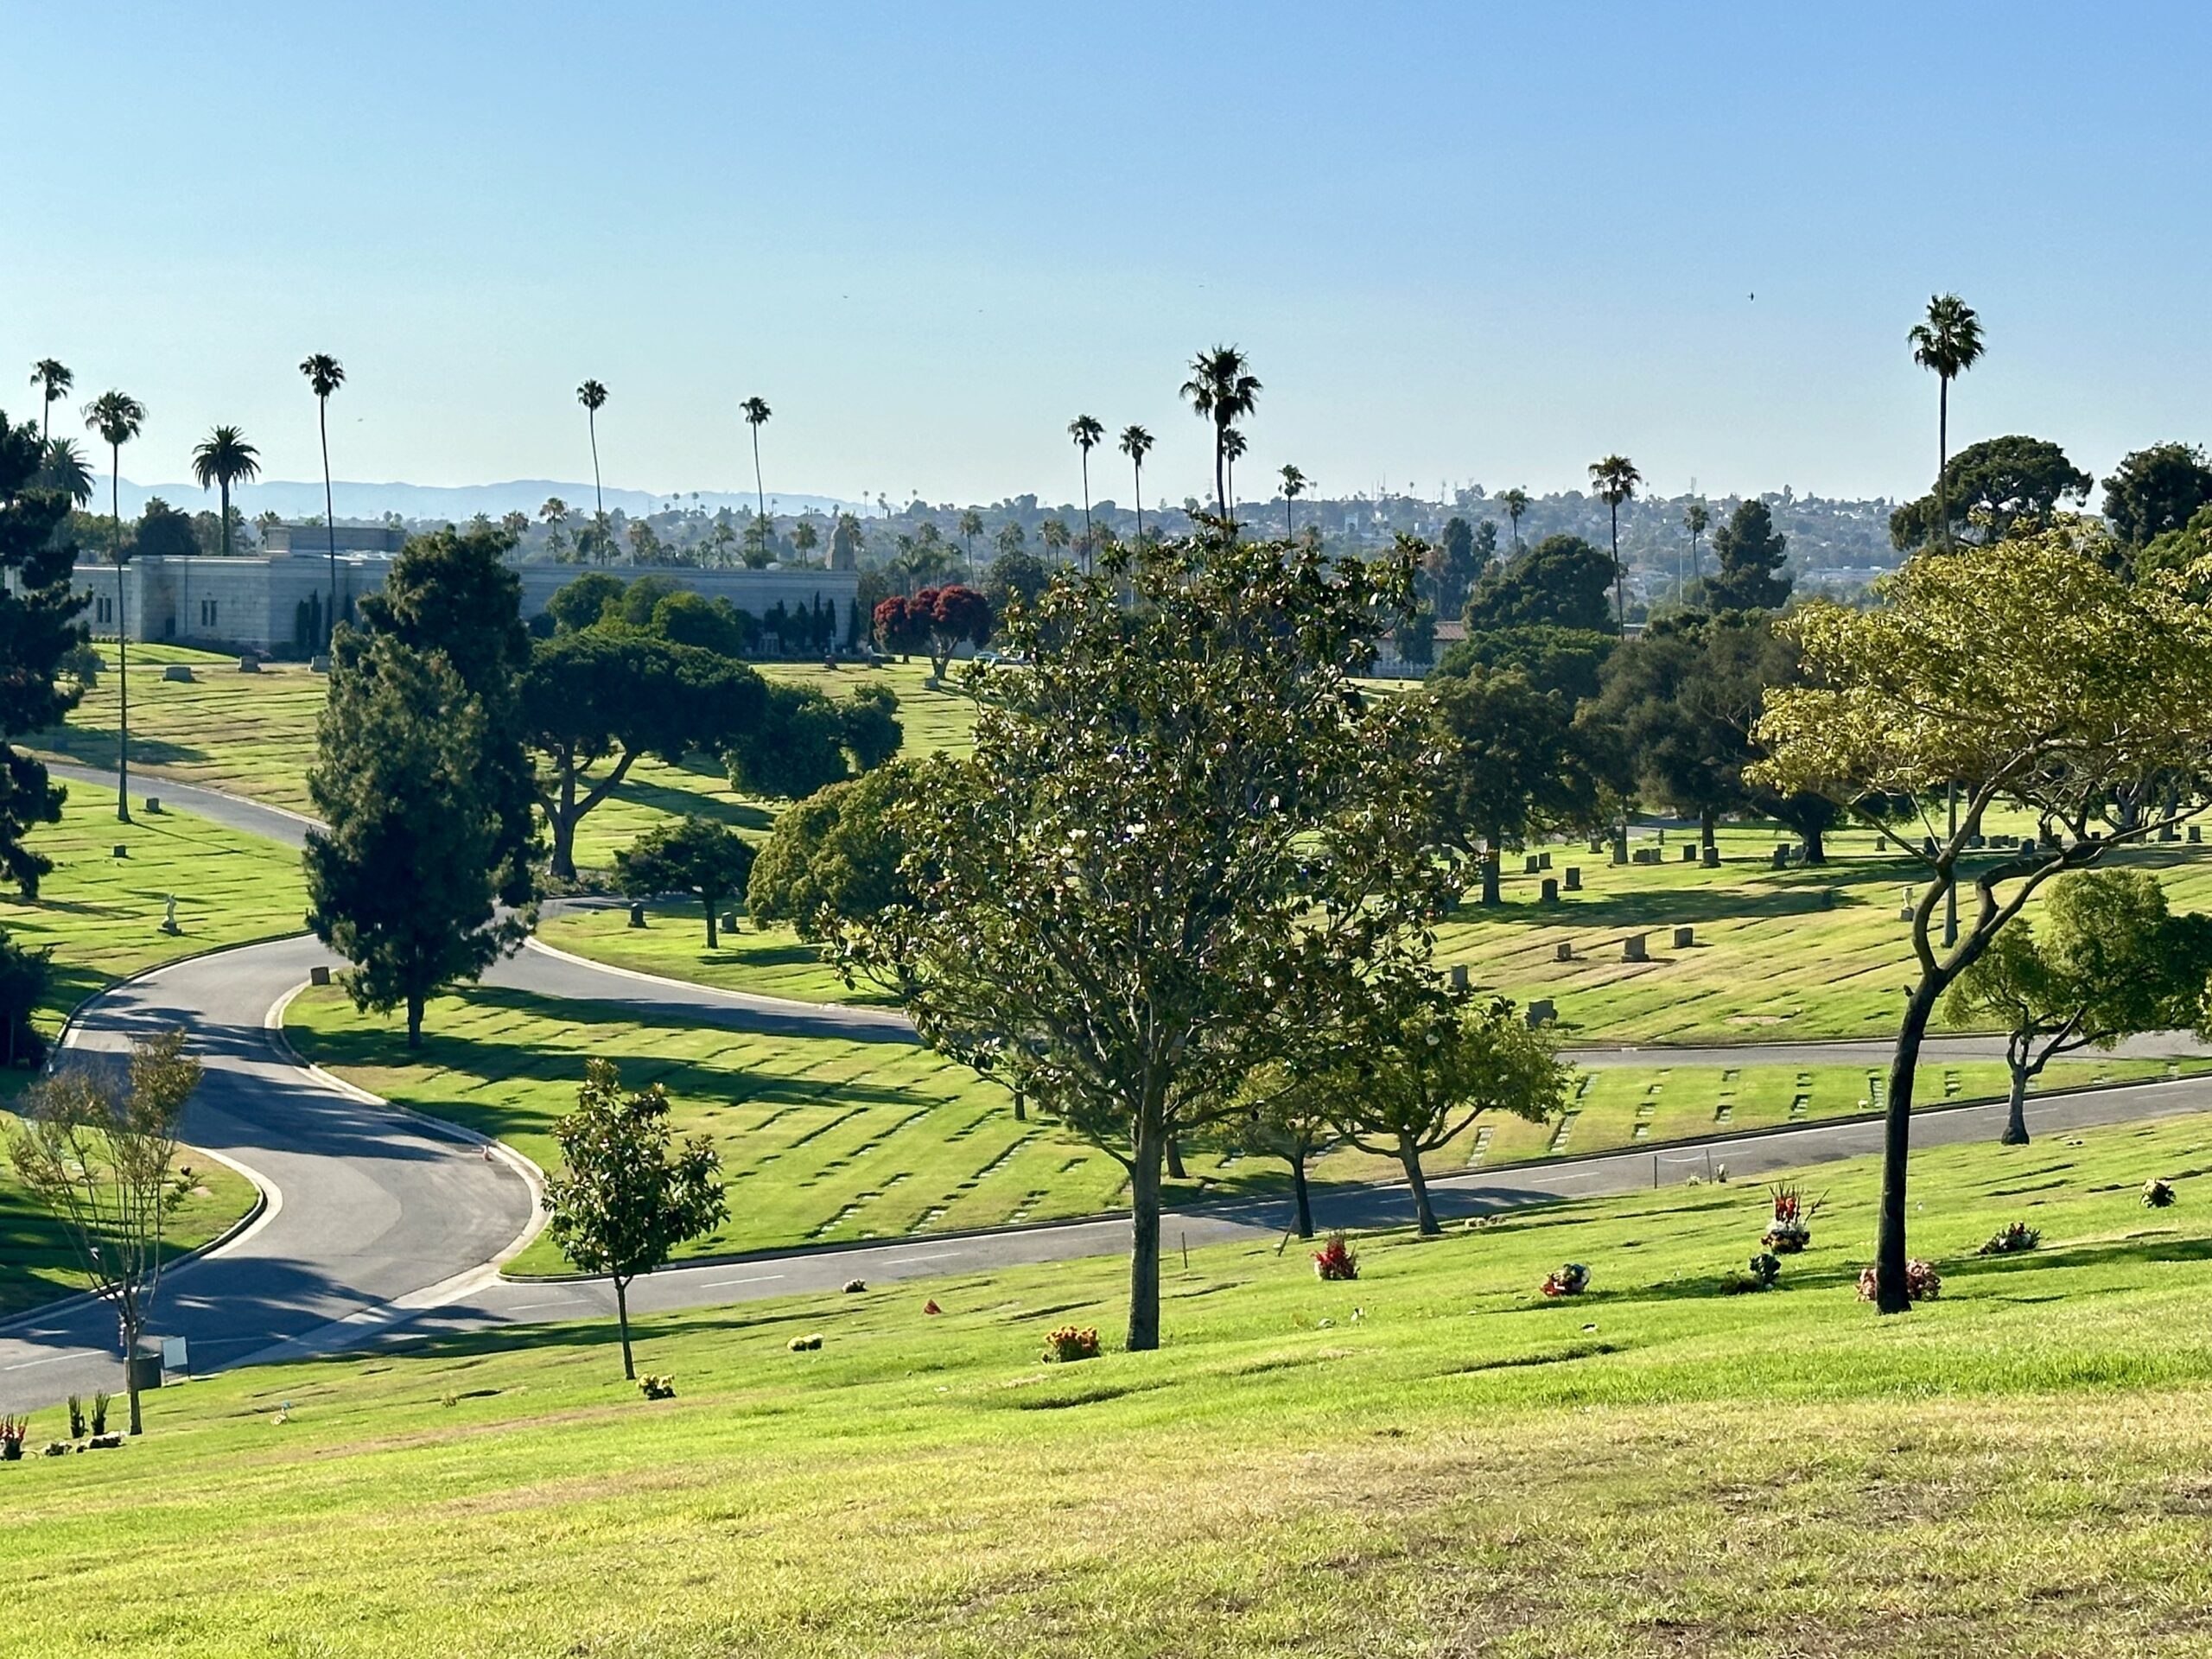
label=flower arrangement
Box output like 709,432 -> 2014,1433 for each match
1541,1262 -> 1590,1297
66,1395 -> 86,1440
1312,1233 -> 1360,1281
842,1278 -> 868,1294
787,1333 -> 824,1352
1857,1259 -> 1942,1302
1042,1325 -> 1102,1363
1976,1221 -> 2041,1256
636,1373 -> 676,1400
1762,1183 -> 1826,1253
2143,1177 -> 2177,1209
90,1392 -> 109,1437
0,1415 -> 27,1461
1747,1250 -> 1782,1288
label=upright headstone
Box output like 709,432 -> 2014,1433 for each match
1564,867 -> 1582,891
1700,844 -> 1720,868
161,664 -> 194,683
1680,844 -> 1697,863
310,654 -> 332,674
1555,941 -> 1574,962
628,903 -> 647,929
1770,846 -> 1789,870
238,656 -> 259,673
309,964 -> 332,987
1526,999 -> 1556,1028
1449,963 -> 1470,991
1673,925 -> 1694,949
1623,933 -> 1649,963
1524,854 -> 1541,874
1539,877 -> 1560,904
2192,825 -> 2204,845
1588,836 -> 1606,855
1537,851 -> 1553,870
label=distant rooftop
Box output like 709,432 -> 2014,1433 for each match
259,522 -> 406,556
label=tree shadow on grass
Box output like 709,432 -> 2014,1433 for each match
1458,880 -> 1876,933
607,776 -> 771,832
33,729 -> 215,769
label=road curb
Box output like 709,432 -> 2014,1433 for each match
519,934 -> 911,1031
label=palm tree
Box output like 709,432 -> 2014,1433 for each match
1684,500 -> 1710,584
1179,345 -> 1261,518
1068,413 -> 1103,556
1221,429 -> 1248,519
1501,486 -> 1529,553
36,438 -> 93,505
957,508 -> 984,572
577,378 -> 610,540
1278,464 -> 1309,541
1039,516 -> 1071,569
741,395 -> 772,537
1119,424 -> 1154,548
299,354 -> 346,648
29,359 -> 72,442
1588,455 -> 1643,627
190,426 -> 260,558
85,391 -> 145,823
1909,294 -> 1986,553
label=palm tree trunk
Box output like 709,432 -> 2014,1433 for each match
1611,503 -> 1624,627
1214,421 -> 1228,519
752,428 -> 766,550
589,413 -> 603,521
1134,467 -> 1144,548
1936,377 -> 1951,552
111,456 -> 130,824
1079,453 -> 1092,570
319,398 -> 337,652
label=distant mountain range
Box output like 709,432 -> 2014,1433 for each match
113,476 -> 859,523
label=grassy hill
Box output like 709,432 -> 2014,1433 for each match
4,1115 -> 2209,1656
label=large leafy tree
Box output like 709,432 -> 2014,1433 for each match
305,633 -> 523,1047
1427,668 -> 1603,903
2103,442 -> 2212,552
1587,454 -> 1642,626
726,681 -> 864,800
747,759 -> 919,939
1694,499 -> 1794,611
298,353 -> 346,647
0,411 -> 86,895
1907,293 -> 1986,552
1464,534 -> 1618,633
1179,346 -> 1261,518
1750,526 -> 2212,1312
1888,435 -> 2092,552
1435,622 -> 1616,703
910,584 -> 991,680
543,1059 -> 728,1380
839,533 -> 1451,1350
614,815 -> 756,948
356,524 -> 539,906
83,390 -> 144,822
1942,870 -> 2212,1147
522,632 -> 763,878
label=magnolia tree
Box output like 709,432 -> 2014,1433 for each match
840,531 -> 1455,1350
1750,527 -> 2212,1313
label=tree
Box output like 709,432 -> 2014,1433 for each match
1038,516 -> 1071,569
614,816 -> 757,948
1588,455 -> 1642,626
747,759 -> 918,938
189,425 -> 260,593
791,519 -> 820,562
1500,487 -> 1529,553
37,437 -> 92,505
1425,514 -> 1493,619
1327,976 -> 1568,1235
84,390 -> 144,823
131,498 -> 198,561
983,547 -> 1049,614
2102,442 -> 2212,551
1942,871 -> 2212,1147
1428,668 -> 1603,903
740,395 -> 772,535
547,569 -> 626,633
1888,435 -> 2092,552
305,633 -> 523,1047
1436,622 -> 1616,703
1179,345 -> 1261,518
577,378 -> 609,526
955,508 -> 983,573
1684,500 -> 1710,582
0,410 -> 86,895
839,532 -> 1450,1350
1465,534 -> 1618,633
1119,425 -> 1154,548
298,353 -> 346,649
1908,294 -> 1986,553
1225,1063 -> 1333,1240
522,631 -> 765,879
9,1029 -> 202,1434
1750,526 -> 2212,1312
840,680 -> 902,770
1221,428 -> 1248,513
29,359 -> 71,442
912,584 -> 991,679
543,1059 -> 727,1381
1280,463 -> 1308,540
356,524 -> 539,907
727,681 -> 860,799
0,926 -> 50,1068
1694,499 -> 1793,611
1587,613 -> 1759,855
1068,413 -> 1103,556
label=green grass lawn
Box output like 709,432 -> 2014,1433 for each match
286,978 -> 2191,1268
537,901 -> 898,1004
7,1115 -> 2212,1656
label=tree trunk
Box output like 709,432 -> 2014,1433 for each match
124,1319 -> 144,1437
1165,1136 -> 1187,1180
702,900 -> 719,950
406,992 -> 423,1050
614,1275 -> 635,1380
1875,982 -> 1938,1312
1803,823 -> 1826,866
1700,804 -> 1717,853
1942,784 -> 1960,948
113,538 -> 131,823
321,401 -> 338,652
1012,1085 -> 1026,1122
1125,1117 -> 1165,1351
1398,1134 -> 1440,1236
1478,844 -> 1501,906
1288,1153 -> 1313,1240
1611,505 -> 1623,626
2002,1058 -> 2031,1147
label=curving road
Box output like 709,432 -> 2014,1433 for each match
5,762 -> 2211,1414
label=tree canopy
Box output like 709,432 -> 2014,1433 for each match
0,410 -> 86,897
747,759 -> 921,941
2101,442 -> 2212,550
1463,534 -> 1618,633
1888,435 -> 2093,551
613,816 -> 756,949
1426,668 -> 1602,901
1693,499 -> 1793,611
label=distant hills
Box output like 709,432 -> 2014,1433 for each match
111,476 -> 859,523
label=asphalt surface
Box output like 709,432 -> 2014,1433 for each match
6,761 -> 2209,1413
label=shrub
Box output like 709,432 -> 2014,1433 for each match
636,1373 -> 677,1400
1977,1221 -> 2041,1256
1312,1233 -> 1360,1281
1541,1262 -> 1590,1297
1762,1182 -> 1824,1253
2144,1177 -> 2177,1209
787,1333 -> 823,1352
90,1392 -> 109,1436
66,1395 -> 85,1440
1042,1325 -> 1102,1363
1858,1259 -> 1942,1302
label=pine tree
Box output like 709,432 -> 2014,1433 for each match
0,410 -> 84,895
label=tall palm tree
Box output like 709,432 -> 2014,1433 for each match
1221,429 -> 1248,518
190,426 -> 260,557
577,378 -> 610,550
741,395 -> 772,541
957,508 -> 984,572
1280,463 -> 1308,540
299,353 -> 346,648
1501,486 -> 1529,553
1588,455 -> 1643,627
1179,345 -> 1261,518
1119,424 -> 1154,548
29,359 -> 72,442
36,438 -> 94,505
1039,516 -> 1071,569
1684,499 -> 1710,583
1068,413 -> 1103,557
1909,294 -> 1985,553
85,391 -> 145,823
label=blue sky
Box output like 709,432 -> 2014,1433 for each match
6,2 -> 2207,511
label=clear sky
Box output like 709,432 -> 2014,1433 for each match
7,2 -> 2207,511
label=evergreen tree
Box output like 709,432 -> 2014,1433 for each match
1694,499 -> 1793,611
0,410 -> 86,896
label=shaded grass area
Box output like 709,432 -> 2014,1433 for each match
0,1157 -> 256,1320
287,980 -> 2189,1267
537,902 -> 897,1005
7,1116 -> 2212,1656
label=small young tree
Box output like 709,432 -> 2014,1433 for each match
1327,976 -> 1568,1235
1226,1062 -> 1337,1240
1751,527 -> 2212,1311
613,816 -> 756,949
8,1028 -> 202,1435
1942,870 -> 2212,1146
306,634 -> 524,1047
543,1059 -> 728,1380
